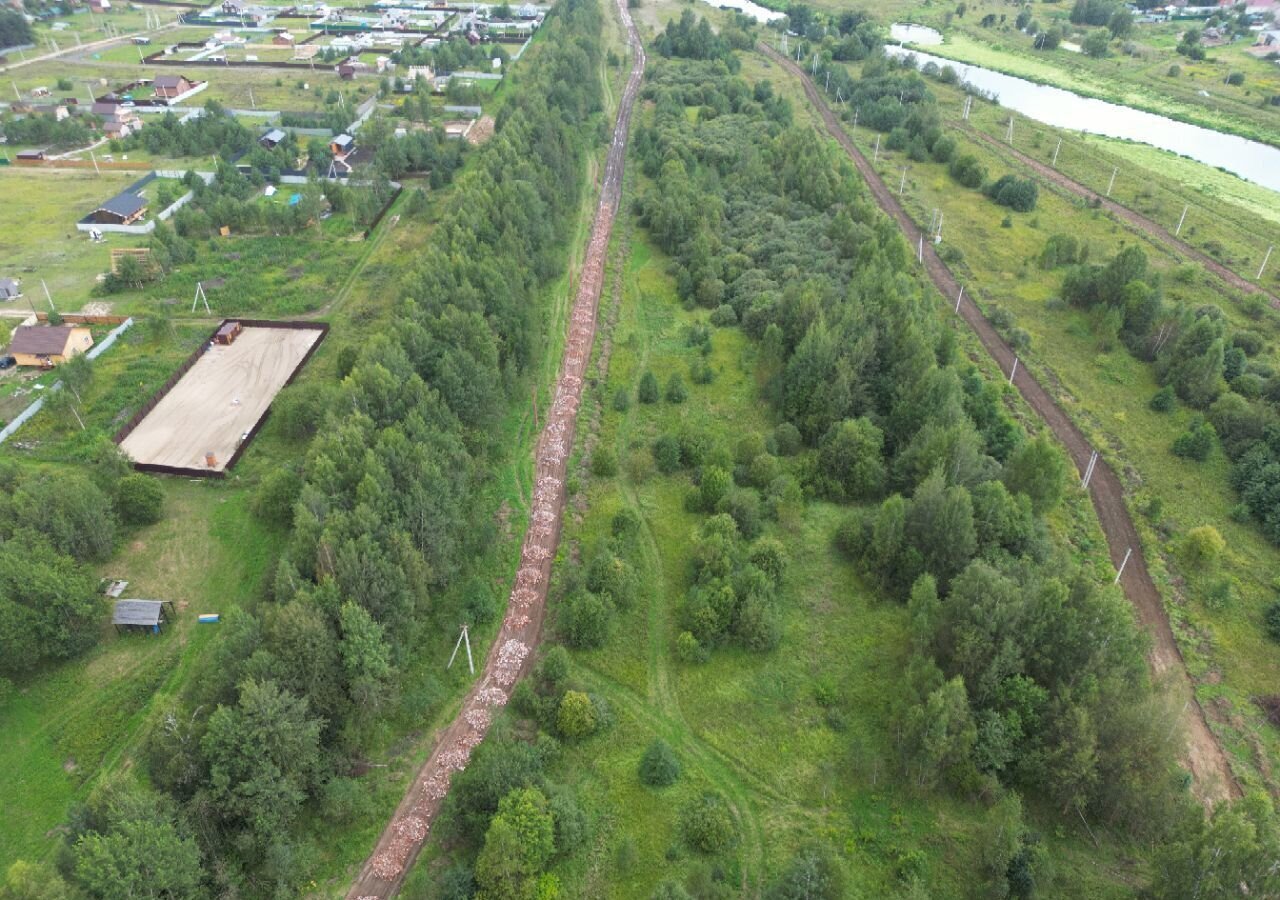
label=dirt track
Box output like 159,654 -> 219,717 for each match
343,7 -> 645,899
964,127 -> 1280,309
761,42 -> 1240,805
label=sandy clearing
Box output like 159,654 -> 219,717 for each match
120,326 -> 320,472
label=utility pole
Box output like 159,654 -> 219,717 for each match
918,233 -> 923,263
872,134 -> 880,163
448,623 -> 475,675
1106,166 -> 1117,197
1008,356 -> 1019,385
955,285 -> 964,313
1081,450 -> 1099,489
1114,547 -> 1132,584
1006,116 -> 1013,143
899,166 -> 907,195
41,279 -> 54,311
89,148 -> 100,175
1052,137 -> 1062,166
1175,204 -> 1188,237
1259,245 -> 1273,281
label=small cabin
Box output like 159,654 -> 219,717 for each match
113,599 -> 176,635
215,320 -> 242,345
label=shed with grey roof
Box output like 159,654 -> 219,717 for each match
112,599 -> 176,634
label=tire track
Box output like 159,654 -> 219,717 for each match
343,7 -> 645,899
760,42 -> 1240,805
963,126 -> 1280,308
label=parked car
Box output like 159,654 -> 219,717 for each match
0,356 -> 16,370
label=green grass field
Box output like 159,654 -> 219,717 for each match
0,169 -> 150,313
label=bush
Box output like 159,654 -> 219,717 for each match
592,447 -> 618,477
1167,64 -> 1181,77
773,423 -> 803,456
709,304 -> 737,326
987,174 -> 1038,212
251,467 -> 302,528
675,630 -> 706,663
613,389 -> 631,412
560,590 -> 611,648
949,153 -> 987,189
1227,72 -> 1245,86
1149,385 -> 1176,412
638,738 -> 682,787
1264,600 -> 1280,642
638,371 -> 660,403
1184,525 -> 1225,568
1172,419 -> 1216,461
653,434 -> 683,473
114,474 -> 164,526
557,690 -> 598,739
666,374 -> 688,404
680,793 -> 738,854
336,345 -> 359,379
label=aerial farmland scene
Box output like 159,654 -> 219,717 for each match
1,0 -> 1279,894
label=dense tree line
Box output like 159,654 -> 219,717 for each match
654,9 -> 736,63
118,101 -> 268,160
394,34 -> 508,73
627,52 -> 1198,889
20,1 -> 610,894
0,111 -> 93,148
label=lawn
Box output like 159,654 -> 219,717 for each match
0,168 -> 150,314
825,58 -> 1280,794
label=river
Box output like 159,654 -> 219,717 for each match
697,0 -> 783,24
883,42 -> 1280,193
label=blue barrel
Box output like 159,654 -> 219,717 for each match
197,614 -> 220,624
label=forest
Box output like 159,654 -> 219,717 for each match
411,33 -> 1280,897
0,0 -> 607,895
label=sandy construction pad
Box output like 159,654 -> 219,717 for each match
120,326 -> 321,472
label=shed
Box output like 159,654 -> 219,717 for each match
0,278 -> 20,300
259,128 -> 287,148
9,325 -> 94,367
112,599 -> 176,634
15,150 -> 46,163
330,133 -> 353,155
215,320 -> 242,345
89,192 -> 148,225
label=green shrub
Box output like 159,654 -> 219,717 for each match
114,474 -> 164,526
773,422 -> 803,456
251,467 -> 302,528
638,738 -> 681,787
638,371 -> 660,403
1264,600 -> 1280,641
653,434 -> 683,473
666,374 -> 688,404
1149,385 -> 1176,412
1172,419 -> 1216,461
591,447 -> 618,477
559,590 -> 611,648
1184,525 -> 1225,568
680,793 -> 738,854
709,304 -> 737,326
613,388 -> 631,412
557,690 -> 598,739
675,630 -> 706,663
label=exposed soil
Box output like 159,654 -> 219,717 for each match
762,43 -> 1240,806
964,127 -> 1280,309
343,8 -> 647,899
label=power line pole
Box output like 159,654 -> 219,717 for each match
954,285 -> 964,313
1051,137 -> 1062,166
872,133 -> 880,163
1081,450 -> 1099,489
1259,245 -> 1273,281
1114,547 -> 1132,584
1106,166 -> 1117,197
447,624 -> 475,674
1175,204 -> 1188,237
899,166 -> 907,195
1008,356 -> 1019,385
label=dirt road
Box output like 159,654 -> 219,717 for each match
343,7 -> 646,900
964,127 -> 1280,309
761,42 -> 1240,805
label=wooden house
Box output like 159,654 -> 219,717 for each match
8,325 -> 94,367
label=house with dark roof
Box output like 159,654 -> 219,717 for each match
259,128 -> 287,149
0,278 -> 21,300
88,192 -> 149,225
9,325 -> 94,367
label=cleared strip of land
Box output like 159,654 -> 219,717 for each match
120,326 -> 320,472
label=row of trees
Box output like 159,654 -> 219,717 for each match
10,1 -> 612,895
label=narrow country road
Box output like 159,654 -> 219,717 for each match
963,126 -> 1280,309
344,5 -> 645,898
760,42 -> 1240,805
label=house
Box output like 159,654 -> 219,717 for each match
272,30 -> 295,45
152,74 -> 196,100
215,320 -> 242,345
88,191 -> 148,225
88,0 -> 111,12
221,0 -> 244,13
260,128 -> 287,149
337,63 -> 356,79
8,325 -> 94,367
330,132 -> 353,155
406,64 -> 434,82
112,599 -> 176,635
0,278 -> 20,300
90,100 -> 120,116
